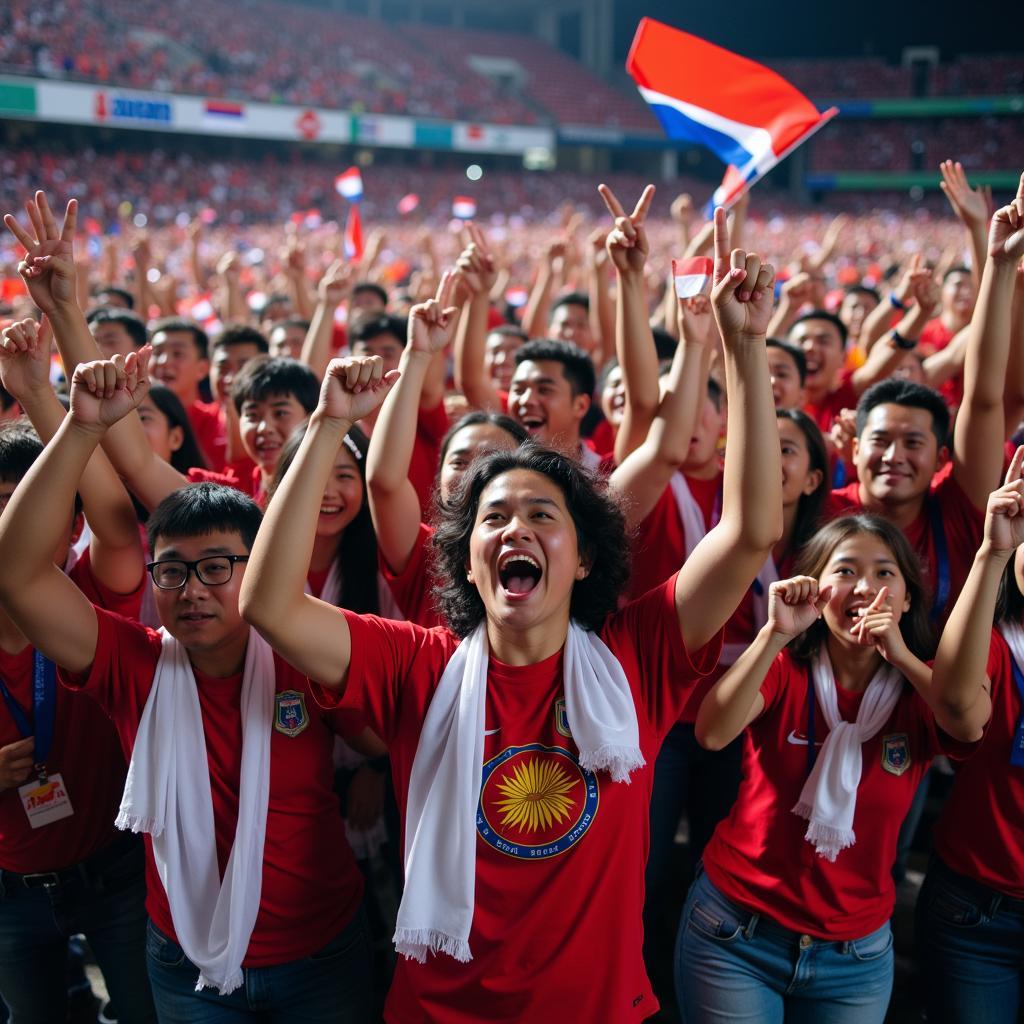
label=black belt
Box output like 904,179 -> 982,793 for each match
1,833 -> 141,890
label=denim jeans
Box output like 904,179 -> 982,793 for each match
146,905 -> 373,1023
0,836 -> 155,1024
915,856 -> 1024,1023
675,868 -> 894,1023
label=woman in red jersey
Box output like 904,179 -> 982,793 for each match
682,513 -> 984,1023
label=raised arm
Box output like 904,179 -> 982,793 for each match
4,191 -> 188,510
0,351 -> 149,673
930,451 -> 1024,742
697,577 -> 829,750
300,259 -> 352,380
452,225 -> 503,412
674,208 -> 783,652
0,320 -> 144,595
597,183 -> 659,464
609,292 -> 714,529
954,173 -> 1024,509
368,274 -> 459,574
520,239 -> 563,340
240,356 -> 399,686
940,160 -> 991,295
585,229 -> 615,368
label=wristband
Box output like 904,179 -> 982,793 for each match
888,292 -> 906,311
892,329 -> 917,351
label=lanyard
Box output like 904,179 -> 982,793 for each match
928,498 -> 951,623
1007,651 -> 1024,768
0,651 -> 57,778
805,665 -> 818,776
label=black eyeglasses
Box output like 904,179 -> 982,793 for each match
145,555 -> 249,590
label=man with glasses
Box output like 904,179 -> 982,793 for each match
0,351 -> 373,1022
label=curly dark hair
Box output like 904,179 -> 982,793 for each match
788,514 -> 935,665
431,443 -> 629,637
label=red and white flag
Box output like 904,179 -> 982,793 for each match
672,257 -> 713,298
397,193 -> 420,215
344,204 -> 363,262
452,196 -> 477,219
335,167 -> 364,202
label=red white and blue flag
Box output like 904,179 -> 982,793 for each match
627,18 -> 837,210
334,167 -> 364,202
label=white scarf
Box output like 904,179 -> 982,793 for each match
306,562 -> 404,621
394,621 -> 643,964
668,471 -> 719,560
791,647 -> 902,861
116,628 -> 275,994
999,621 -> 1024,684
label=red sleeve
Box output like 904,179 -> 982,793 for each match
58,606 -> 161,735
309,610 -> 457,747
378,522 -> 442,628
69,547 -> 146,622
603,570 -> 724,740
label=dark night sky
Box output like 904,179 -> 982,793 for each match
613,1 -> 1017,63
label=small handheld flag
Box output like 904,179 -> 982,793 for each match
627,19 -> 837,210
397,193 -> 420,215
452,196 -> 477,220
344,204 -> 363,262
672,257 -> 713,298
335,167 -> 364,202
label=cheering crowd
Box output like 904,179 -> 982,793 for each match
0,160 -> 1022,1024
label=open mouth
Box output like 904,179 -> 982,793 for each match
498,551 -> 543,597
519,416 -> 545,434
319,504 -> 343,516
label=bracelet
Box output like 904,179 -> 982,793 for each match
892,329 -> 917,351
888,292 -> 906,311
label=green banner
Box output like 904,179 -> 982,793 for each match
807,170 -> 1022,191
0,81 -> 36,115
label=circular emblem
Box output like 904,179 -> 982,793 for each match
477,743 -> 599,859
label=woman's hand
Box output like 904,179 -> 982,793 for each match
768,576 -> 831,642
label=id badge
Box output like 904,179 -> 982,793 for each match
18,772 -> 74,829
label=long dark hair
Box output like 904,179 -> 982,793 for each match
146,384 -> 208,473
776,408 -> 829,554
995,552 -> 1024,626
788,514 -> 935,664
431,443 -> 629,636
270,421 -> 380,615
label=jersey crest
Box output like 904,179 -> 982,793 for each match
274,690 -> 309,737
881,733 -> 910,776
477,743 -> 599,859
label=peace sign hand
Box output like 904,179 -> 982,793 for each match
598,183 -> 655,277
408,270 -> 461,356
3,192 -> 79,315
984,445 -> 1024,554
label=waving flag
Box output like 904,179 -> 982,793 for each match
672,257 -> 713,299
452,196 -> 477,219
627,19 -> 837,209
344,204 -> 363,262
397,193 -> 420,215
335,167 -> 364,202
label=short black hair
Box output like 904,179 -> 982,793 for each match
431,443 -> 629,636
766,337 -> 808,386
212,324 -> 270,355
789,310 -> 848,349
943,265 -> 972,284
147,482 -> 263,554
487,324 -> 528,343
513,339 -> 596,398
856,379 -> 950,449
86,307 -> 148,349
151,317 -> 210,360
551,291 -> 589,315
350,313 -> 408,348
352,282 -> 388,307
145,384 -> 209,473
438,411 -> 529,469
844,284 -> 881,305
651,327 -> 678,363
91,284 -> 134,310
257,292 -> 292,316
274,316 -> 312,334
0,419 -> 82,517
230,356 -> 319,415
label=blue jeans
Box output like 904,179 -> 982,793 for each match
915,856 -> 1024,1023
0,836 -> 155,1024
675,868 -> 894,1023
146,906 -> 373,1023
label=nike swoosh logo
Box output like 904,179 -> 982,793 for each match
787,731 -> 823,747
484,728 -> 501,736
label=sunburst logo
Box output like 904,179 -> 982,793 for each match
494,758 -> 579,833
